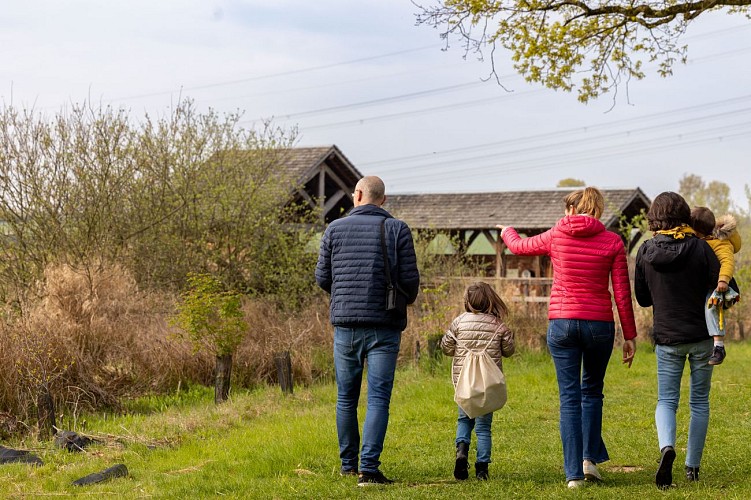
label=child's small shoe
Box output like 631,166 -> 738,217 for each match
708,345 -> 726,365
475,462 -> 489,480
454,442 -> 469,480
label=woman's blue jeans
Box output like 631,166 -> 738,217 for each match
456,406 -> 494,463
547,319 -> 614,481
334,326 -> 401,474
655,339 -> 713,468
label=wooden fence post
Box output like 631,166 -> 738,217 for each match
275,351 -> 293,394
214,354 -> 232,404
37,385 -> 56,440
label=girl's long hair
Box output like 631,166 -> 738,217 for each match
464,281 -> 508,319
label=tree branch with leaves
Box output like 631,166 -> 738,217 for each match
415,0 -> 751,102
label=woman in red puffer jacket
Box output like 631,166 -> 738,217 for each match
497,187 -> 637,488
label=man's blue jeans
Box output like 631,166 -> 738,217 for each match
547,319 -> 614,481
334,326 -> 401,474
456,406 -> 494,463
655,339 -> 713,468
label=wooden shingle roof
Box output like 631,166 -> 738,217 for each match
279,145 -> 362,187
384,188 -> 651,232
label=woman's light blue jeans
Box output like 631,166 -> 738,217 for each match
456,406 -> 494,463
547,319 -> 614,481
655,339 -> 713,468
334,326 -> 401,474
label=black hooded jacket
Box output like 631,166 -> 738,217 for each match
635,233 -> 720,345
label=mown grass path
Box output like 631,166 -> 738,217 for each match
2,342 -> 751,498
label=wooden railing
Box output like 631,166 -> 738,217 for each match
433,277 -> 553,303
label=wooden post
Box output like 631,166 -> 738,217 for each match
495,232 -> 506,278
275,351 -> 294,394
36,385 -> 56,440
415,340 -> 421,363
214,354 -> 232,404
427,335 -> 441,359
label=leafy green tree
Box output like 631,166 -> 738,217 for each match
170,273 -> 248,403
0,100 -> 317,308
557,178 -> 586,187
618,210 -> 649,254
415,0 -> 751,102
678,174 -> 732,215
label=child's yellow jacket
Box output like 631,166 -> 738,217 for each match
704,214 -> 742,284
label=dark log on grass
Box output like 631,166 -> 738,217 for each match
0,446 -> 43,466
274,351 -> 293,394
214,353 -> 232,404
36,387 -> 56,440
72,464 -> 128,486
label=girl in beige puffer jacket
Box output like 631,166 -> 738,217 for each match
440,282 -> 515,481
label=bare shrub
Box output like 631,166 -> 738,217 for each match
234,295 -> 332,388
0,262 -> 215,419
399,277 -> 550,365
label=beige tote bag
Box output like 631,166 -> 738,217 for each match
450,332 -> 507,419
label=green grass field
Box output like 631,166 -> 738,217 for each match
2,342 -> 751,499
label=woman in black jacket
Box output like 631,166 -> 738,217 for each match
635,192 -> 720,489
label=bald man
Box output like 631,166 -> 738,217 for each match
316,176 -> 420,486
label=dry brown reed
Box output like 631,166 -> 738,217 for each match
2,260 -> 747,436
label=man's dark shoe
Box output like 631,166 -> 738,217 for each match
340,467 -> 358,477
475,462 -> 489,480
357,470 -> 394,486
685,466 -> 699,482
708,345 -> 726,365
656,446 -> 676,489
454,442 -> 469,480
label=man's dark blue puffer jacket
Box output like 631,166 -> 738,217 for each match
315,204 -> 420,331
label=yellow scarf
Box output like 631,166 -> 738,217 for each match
654,224 -> 696,239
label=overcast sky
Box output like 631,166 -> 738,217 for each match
2,1 -> 750,209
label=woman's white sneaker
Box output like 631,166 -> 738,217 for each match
583,460 -> 602,481
567,479 -> 586,489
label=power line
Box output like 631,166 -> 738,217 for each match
277,87 -> 540,130
389,129 -> 751,192
244,44 -> 751,132
385,122 -> 751,184
106,44 -> 439,103
271,81 -> 488,120
205,60 -> 475,103
100,23 -> 750,107
359,94 -> 751,168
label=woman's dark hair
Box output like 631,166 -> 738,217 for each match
690,206 -> 716,236
647,192 -> 691,231
464,281 -> 509,318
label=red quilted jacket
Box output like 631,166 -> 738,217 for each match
502,215 -> 637,340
